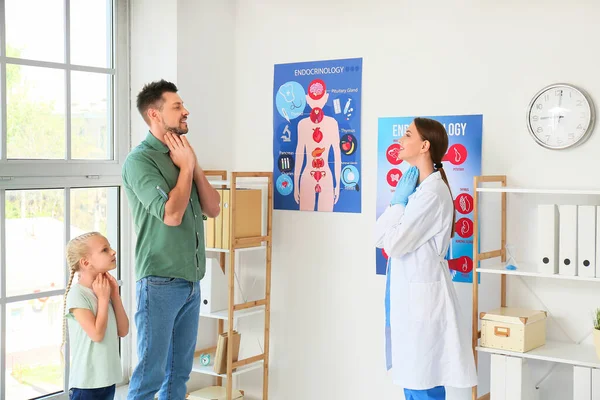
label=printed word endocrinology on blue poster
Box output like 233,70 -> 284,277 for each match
376,115 -> 483,283
273,58 -> 362,213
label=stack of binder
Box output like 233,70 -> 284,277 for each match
538,204 -> 599,278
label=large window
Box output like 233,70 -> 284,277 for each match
0,1 -> 130,399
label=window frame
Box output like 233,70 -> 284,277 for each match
0,0 -> 130,178
0,1 -> 132,399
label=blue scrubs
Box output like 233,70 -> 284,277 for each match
404,386 -> 446,400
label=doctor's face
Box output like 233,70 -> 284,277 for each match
398,122 -> 427,163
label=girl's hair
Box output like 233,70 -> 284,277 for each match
413,117 -> 455,237
61,231 -> 102,358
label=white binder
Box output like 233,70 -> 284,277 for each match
538,204 -> 559,274
578,206 -> 596,278
559,205 -> 578,276
596,207 -> 600,279
505,356 -> 523,400
490,355 -> 538,400
199,257 -> 228,315
574,366 -> 592,400
592,368 -> 600,400
491,354 -> 507,400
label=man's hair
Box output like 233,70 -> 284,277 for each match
136,79 -> 178,123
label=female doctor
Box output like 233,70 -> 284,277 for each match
374,118 -> 477,400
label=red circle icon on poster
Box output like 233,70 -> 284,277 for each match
443,144 -> 468,165
308,79 -> 326,100
455,218 -> 474,238
454,193 -> 474,215
448,256 -> 473,274
386,144 -> 402,165
386,168 -> 402,187
310,107 -> 324,124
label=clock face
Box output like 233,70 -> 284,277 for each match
527,84 -> 596,150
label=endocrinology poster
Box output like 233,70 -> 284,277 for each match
376,115 -> 483,283
273,58 -> 362,213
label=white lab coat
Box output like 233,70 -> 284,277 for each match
374,171 -> 477,390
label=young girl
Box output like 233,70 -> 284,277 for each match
374,118 -> 477,400
62,232 -> 129,400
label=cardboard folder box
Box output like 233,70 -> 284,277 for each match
213,330 -> 241,374
206,189 -> 262,249
480,307 -> 547,353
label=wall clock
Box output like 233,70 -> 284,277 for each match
526,83 -> 596,150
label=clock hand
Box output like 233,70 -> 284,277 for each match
558,91 -> 563,107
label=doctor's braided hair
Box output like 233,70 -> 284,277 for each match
61,231 -> 102,360
413,117 -> 455,238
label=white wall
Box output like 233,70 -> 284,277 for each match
129,0 -> 178,144
178,0 -> 235,171
129,0 -> 600,399
230,1 -> 600,400
177,0 -> 237,392
129,0 -> 237,393
128,0 -> 179,378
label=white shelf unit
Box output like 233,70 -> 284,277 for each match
206,245 -> 267,254
200,305 -> 266,321
193,170 -> 273,400
477,263 -> 600,283
476,187 -> 600,195
192,357 -> 265,378
477,341 -> 600,370
471,175 -> 600,400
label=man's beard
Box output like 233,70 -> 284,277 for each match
165,122 -> 188,135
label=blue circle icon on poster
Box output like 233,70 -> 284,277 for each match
341,165 -> 360,191
276,174 -> 293,196
276,81 -> 306,122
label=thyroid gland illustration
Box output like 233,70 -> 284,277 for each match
294,79 -> 342,212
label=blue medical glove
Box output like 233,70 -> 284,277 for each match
390,166 -> 419,207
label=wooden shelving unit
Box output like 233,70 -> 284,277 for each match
471,175 -> 600,400
192,170 -> 273,400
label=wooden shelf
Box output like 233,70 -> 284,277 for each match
207,179 -> 269,188
476,187 -> 600,195
200,305 -> 265,321
476,341 -> 600,369
191,357 -> 264,377
196,171 -> 273,400
477,263 -> 600,283
206,245 -> 267,254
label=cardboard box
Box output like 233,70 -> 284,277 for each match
480,307 -> 547,353
213,330 -> 241,374
206,189 -> 262,250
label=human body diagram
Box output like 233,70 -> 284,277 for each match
293,80 -> 342,212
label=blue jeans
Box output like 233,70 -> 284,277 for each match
127,277 -> 200,400
404,386 -> 446,400
69,385 -> 115,400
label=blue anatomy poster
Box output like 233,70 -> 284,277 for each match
376,115 -> 483,283
273,58 -> 362,213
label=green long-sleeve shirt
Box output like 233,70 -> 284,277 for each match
122,132 -> 206,282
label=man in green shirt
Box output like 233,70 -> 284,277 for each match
123,80 -> 220,400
